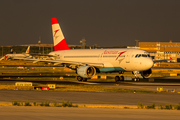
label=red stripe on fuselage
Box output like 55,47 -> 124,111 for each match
116,51 -> 126,60
54,39 -> 70,51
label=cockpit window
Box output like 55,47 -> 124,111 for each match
142,54 -> 147,57
135,54 -> 150,58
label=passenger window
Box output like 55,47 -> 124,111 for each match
138,54 -> 141,57
135,54 -> 138,58
142,54 -> 147,57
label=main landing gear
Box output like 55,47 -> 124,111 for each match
115,71 -> 125,83
115,76 -> 124,83
76,76 -> 87,82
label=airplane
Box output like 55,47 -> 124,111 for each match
0,46 -> 31,60
12,18 -> 173,82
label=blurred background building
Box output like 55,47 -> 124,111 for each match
128,40 -> 180,62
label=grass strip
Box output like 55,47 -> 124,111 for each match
1,101 -> 180,110
0,84 -> 153,93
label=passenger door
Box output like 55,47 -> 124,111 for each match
126,51 -> 132,63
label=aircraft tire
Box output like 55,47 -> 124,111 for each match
133,78 -> 137,82
77,76 -> 83,81
119,71 -> 124,74
115,76 -> 120,82
120,76 -> 124,81
82,78 -> 87,82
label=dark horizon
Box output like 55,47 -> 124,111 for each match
0,0 -> 180,47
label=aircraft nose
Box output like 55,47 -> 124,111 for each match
146,58 -> 154,68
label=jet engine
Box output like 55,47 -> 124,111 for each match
77,66 -> 96,78
140,68 -> 152,78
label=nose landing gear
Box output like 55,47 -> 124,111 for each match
132,71 -> 140,82
133,77 -> 140,82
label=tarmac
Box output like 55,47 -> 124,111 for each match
1,76 -> 180,119
0,106 -> 180,120
0,90 -> 180,106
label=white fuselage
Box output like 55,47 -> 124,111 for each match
6,53 -> 29,58
49,48 -> 154,72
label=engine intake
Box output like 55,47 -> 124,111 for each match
140,68 -> 152,78
77,66 -> 96,78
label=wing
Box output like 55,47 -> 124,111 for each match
28,53 -> 56,57
12,57 -> 104,68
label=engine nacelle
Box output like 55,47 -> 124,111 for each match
140,68 -> 152,78
77,66 -> 96,78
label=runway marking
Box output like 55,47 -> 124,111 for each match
124,82 -> 180,86
119,85 -> 157,91
70,81 -> 98,85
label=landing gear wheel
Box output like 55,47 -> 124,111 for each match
119,71 -> 124,74
120,76 -> 124,81
115,76 -> 120,82
133,78 -> 140,82
82,78 -> 87,82
77,76 -> 83,81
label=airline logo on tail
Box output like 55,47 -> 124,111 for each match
54,29 -> 60,37
51,18 -> 70,51
4,55 -> 7,60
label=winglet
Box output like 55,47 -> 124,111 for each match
170,57 -> 172,59
51,18 -> 70,51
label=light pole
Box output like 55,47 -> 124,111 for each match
43,46 -> 44,54
80,38 -> 86,49
135,40 -> 139,47
38,36 -> 41,53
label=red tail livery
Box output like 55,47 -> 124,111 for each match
51,18 -> 70,51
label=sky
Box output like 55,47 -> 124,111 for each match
0,0 -> 180,47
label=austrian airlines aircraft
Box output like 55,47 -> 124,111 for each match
49,18 -> 154,82
13,18 -> 172,82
